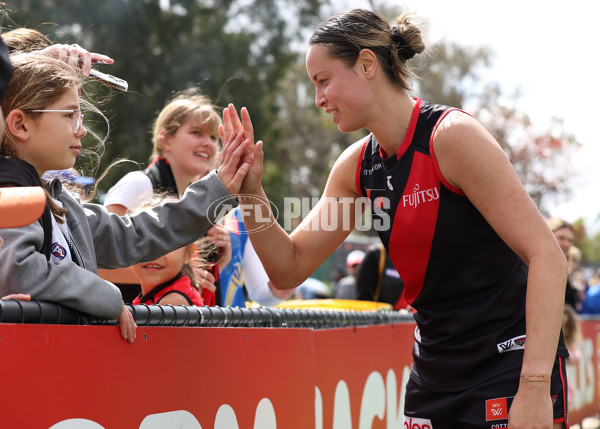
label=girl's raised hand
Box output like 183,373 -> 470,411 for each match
37,43 -> 114,77
217,129 -> 252,195
220,104 -> 254,148
218,105 -> 264,196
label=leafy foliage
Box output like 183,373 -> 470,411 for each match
470,85 -> 580,215
2,0 -> 323,200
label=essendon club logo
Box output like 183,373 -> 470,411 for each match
51,243 -> 67,260
374,196 -> 386,210
486,397 -> 508,421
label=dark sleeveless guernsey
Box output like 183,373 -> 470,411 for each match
357,98 -> 567,391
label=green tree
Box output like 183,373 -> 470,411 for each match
2,0 -> 323,201
413,42 -> 491,109
2,1 -> 583,225
574,218 -> 600,264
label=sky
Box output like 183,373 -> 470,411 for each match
333,0 -> 600,232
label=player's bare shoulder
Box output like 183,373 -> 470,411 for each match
326,135 -> 370,197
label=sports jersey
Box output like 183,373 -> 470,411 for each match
219,208 -> 250,307
219,208 -> 285,307
133,273 -> 204,306
357,98 -> 567,391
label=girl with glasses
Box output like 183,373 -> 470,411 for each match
0,53 -> 254,342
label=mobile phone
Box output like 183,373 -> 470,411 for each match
89,69 -> 128,92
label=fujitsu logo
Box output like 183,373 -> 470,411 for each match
401,184 -> 439,208
403,417 -> 432,429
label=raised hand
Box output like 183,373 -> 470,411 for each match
220,104 -> 254,145
37,43 -> 114,76
219,104 -> 264,195
217,129 -> 252,195
206,224 -> 232,268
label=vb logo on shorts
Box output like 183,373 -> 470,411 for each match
486,397 -> 508,421
403,417 -> 432,429
496,335 -> 526,354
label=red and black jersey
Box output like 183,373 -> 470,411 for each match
357,98 -> 567,391
133,273 -> 204,307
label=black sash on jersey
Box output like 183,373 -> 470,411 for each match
144,157 -> 178,197
135,272 -> 188,304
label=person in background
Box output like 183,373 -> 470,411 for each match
356,243 -> 408,310
102,89 -> 231,302
131,240 -> 205,306
293,277 -> 331,300
561,304 -> 581,359
128,197 -> 209,307
580,268 -> 600,315
0,52 -> 252,342
561,303 -> 582,412
333,249 -> 364,299
227,8 -> 569,427
566,246 -> 587,308
547,217 -> 579,310
104,90 -> 293,308
219,206 -> 296,307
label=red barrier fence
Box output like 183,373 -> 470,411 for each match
0,314 -> 598,428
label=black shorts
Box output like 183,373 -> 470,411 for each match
403,356 -> 569,429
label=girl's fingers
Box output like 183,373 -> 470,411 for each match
221,109 -> 230,141
240,107 -> 254,140
220,130 -> 245,168
67,45 -> 83,69
227,104 -> 243,133
90,53 -> 114,65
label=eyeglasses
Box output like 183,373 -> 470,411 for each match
29,109 -> 84,134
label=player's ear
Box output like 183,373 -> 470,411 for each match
357,49 -> 378,79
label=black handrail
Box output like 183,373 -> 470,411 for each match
0,299 -> 414,329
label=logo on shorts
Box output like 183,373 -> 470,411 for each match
486,397 -> 508,421
403,417 -> 432,429
551,394 -> 558,405
51,243 -> 67,260
497,335 -> 526,354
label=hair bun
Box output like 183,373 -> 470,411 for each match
392,27 -> 416,60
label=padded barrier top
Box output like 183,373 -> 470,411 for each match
0,299 -> 414,328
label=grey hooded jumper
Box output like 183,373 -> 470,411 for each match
0,169 -> 236,319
